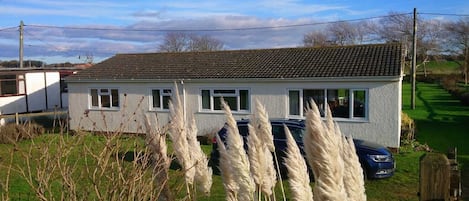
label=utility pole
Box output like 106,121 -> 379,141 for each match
411,8 -> 417,110
19,20 -> 24,68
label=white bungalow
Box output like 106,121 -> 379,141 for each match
66,43 -> 404,148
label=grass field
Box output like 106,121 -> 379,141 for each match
402,82 -> 469,199
0,81 -> 467,200
419,60 -> 462,74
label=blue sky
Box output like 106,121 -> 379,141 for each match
1,0 -> 468,64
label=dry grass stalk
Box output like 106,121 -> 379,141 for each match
222,101 -> 255,201
0,150 -> 14,200
187,116 -> 213,195
143,113 -> 173,201
341,135 -> 366,201
303,101 -> 347,200
284,125 -> 314,201
16,139 -> 57,201
168,84 -> 195,186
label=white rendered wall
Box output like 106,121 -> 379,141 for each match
25,72 -> 46,111
0,95 -> 27,114
68,78 -> 402,148
45,72 -> 61,109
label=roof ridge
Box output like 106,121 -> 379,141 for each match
114,43 -> 401,56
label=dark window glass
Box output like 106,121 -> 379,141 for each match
101,95 -> 111,108
289,90 -> 300,115
111,89 -> 119,107
91,89 -> 98,107
152,89 -> 161,108
240,90 -> 249,110
353,90 -> 366,118
202,90 -> 210,109
162,96 -> 171,109
327,89 -> 349,118
215,97 -> 237,110
304,89 -> 325,116
214,90 -> 236,94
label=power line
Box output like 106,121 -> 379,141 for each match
419,12 -> 469,17
23,30 -> 87,58
25,13 -> 412,32
0,26 -> 18,32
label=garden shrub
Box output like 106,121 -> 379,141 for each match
401,112 -> 415,145
0,122 -> 44,144
461,92 -> 469,106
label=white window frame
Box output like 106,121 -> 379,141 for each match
89,88 -> 120,110
288,88 -> 368,121
199,88 -> 250,113
150,88 -> 172,111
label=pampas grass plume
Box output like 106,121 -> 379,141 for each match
284,125 -> 314,201
187,116 -> 213,195
255,99 -> 274,152
143,113 -> 173,200
168,84 -> 195,185
247,123 -> 264,188
303,101 -> 347,200
342,135 -> 366,201
216,134 -> 238,201
222,101 -> 255,201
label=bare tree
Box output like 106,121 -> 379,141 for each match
327,21 -> 358,45
158,32 -> 224,52
303,21 -> 373,47
377,12 -> 414,44
444,17 -> 469,85
377,11 -> 445,75
303,31 -> 333,47
188,34 -> 224,52
158,32 -> 190,52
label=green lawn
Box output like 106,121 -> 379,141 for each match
1,81 -> 468,200
402,82 -> 469,199
416,60 -> 462,74
402,82 -> 469,154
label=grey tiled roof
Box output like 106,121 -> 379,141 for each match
67,43 -> 403,81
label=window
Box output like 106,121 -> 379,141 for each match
151,88 -> 172,110
90,88 -> 119,109
289,90 -> 300,115
288,88 -> 367,119
0,74 -> 25,96
352,90 -> 366,118
201,88 -> 250,112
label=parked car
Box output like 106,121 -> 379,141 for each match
209,119 -> 395,179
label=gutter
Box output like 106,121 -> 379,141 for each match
65,76 -> 403,84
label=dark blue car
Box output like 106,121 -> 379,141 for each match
209,119 -> 395,179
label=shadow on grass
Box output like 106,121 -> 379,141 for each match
458,156 -> 469,199
119,151 -> 182,170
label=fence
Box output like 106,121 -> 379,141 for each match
419,148 -> 461,201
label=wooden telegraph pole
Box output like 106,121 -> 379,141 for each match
19,20 -> 24,68
411,8 -> 417,110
